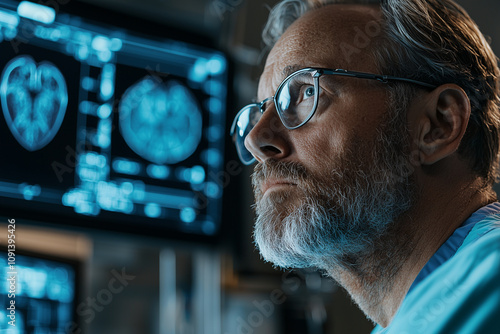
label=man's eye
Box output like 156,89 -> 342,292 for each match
303,86 -> 315,99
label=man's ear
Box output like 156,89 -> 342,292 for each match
416,84 -> 471,165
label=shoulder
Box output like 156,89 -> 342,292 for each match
460,213 -> 500,253
385,217 -> 500,334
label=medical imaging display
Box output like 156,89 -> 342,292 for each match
0,253 -> 78,333
119,77 -> 202,165
1,55 -> 68,151
0,0 -> 228,236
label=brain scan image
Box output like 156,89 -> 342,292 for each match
0,55 -> 68,151
119,76 -> 203,165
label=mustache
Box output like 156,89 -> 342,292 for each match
251,159 -> 309,193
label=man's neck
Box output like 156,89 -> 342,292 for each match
327,177 -> 495,327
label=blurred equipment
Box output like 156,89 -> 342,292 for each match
0,223 -> 91,334
0,251 -> 81,333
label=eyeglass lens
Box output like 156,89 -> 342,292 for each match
276,70 -> 317,128
232,105 -> 262,164
232,69 -> 318,165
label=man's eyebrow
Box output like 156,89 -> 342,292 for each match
255,64 -> 304,101
282,64 -> 302,78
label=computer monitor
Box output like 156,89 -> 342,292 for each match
0,0 -> 229,240
0,250 -> 81,333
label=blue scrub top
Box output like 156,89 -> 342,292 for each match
371,202 -> 500,334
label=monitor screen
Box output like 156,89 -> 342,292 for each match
0,0 -> 229,238
0,251 -> 80,333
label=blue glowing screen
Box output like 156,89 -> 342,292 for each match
0,253 -> 77,333
0,0 -> 228,236
1,55 -> 68,151
119,77 -> 202,165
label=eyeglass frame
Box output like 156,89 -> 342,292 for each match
230,67 -> 438,164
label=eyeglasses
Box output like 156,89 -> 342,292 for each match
230,67 -> 437,165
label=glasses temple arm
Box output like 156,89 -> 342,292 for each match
319,69 -> 437,89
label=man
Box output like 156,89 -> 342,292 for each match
230,0 -> 500,332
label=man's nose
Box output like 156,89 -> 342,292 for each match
244,104 -> 291,163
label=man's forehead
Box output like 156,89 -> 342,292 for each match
280,5 -> 379,63
258,4 -> 382,98
282,64 -> 303,78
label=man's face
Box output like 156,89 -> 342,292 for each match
246,5 -> 417,270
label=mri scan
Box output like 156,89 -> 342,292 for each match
1,55 -> 67,151
119,77 -> 202,165
0,1 -> 228,236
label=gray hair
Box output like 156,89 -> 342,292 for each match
262,0 -> 500,185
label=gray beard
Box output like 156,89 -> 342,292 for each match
251,132 -> 418,322
251,114 -> 417,272
251,110 -> 419,322
252,160 -> 414,272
